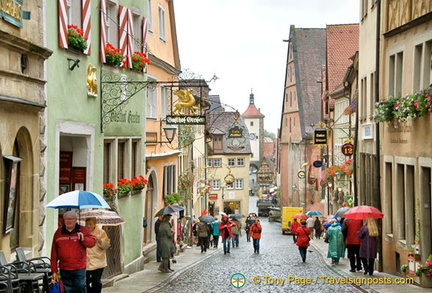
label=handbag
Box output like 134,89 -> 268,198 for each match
49,281 -> 61,293
302,227 -> 311,241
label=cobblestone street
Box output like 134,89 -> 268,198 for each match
149,217 -> 364,293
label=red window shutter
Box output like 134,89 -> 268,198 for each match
100,0 -> 107,62
82,0 -> 91,55
58,0 -> 68,49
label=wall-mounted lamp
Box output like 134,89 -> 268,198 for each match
158,124 -> 177,144
328,182 -> 333,188
68,58 -> 80,71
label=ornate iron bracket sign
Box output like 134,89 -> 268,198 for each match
100,71 -> 210,132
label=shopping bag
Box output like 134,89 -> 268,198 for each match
49,281 -> 60,293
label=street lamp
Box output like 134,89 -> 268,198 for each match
162,124 -> 177,144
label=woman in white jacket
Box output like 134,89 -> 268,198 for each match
85,217 -> 111,293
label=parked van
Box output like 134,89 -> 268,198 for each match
281,207 -> 304,235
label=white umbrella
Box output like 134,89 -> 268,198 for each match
46,190 -> 110,209
79,209 -> 126,226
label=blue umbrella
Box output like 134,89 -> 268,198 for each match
305,210 -> 322,216
46,190 -> 110,209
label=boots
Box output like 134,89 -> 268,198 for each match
160,258 -> 171,273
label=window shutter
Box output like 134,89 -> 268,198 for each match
142,16 -> 148,72
100,0 -> 107,62
118,6 -> 133,68
58,0 -> 68,49
82,0 -> 91,55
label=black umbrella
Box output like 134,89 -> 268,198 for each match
334,206 -> 351,218
154,205 -> 185,217
199,215 -> 215,223
229,213 -> 245,219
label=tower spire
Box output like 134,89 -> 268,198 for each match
250,88 -> 254,104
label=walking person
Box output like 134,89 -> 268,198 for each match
290,218 -> 300,243
342,218 -> 363,272
326,219 -> 345,264
51,211 -> 96,293
85,217 -> 111,293
158,215 -> 175,273
197,220 -> 209,253
219,215 -> 236,255
154,216 -> 163,262
231,218 -> 241,247
249,218 -> 262,254
211,217 -> 221,249
295,220 -> 311,262
306,216 -> 314,238
358,217 -> 379,275
245,216 -> 254,243
314,216 -> 323,239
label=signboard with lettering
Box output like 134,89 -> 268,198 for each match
0,0 -> 27,28
59,151 -> 72,183
314,129 -> 327,145
208,194 -> 218,200
341,143 -> 354,156
165,115 -> 205,125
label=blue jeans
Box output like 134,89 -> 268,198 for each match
60,268 -> 86,293
222,237 -> 231,253
252,238 -> 260,253
232,234 -> 239,247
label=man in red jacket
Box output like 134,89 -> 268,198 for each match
290,218 -> 300,243
342,218 -> 363,272
51,211 -> 96,293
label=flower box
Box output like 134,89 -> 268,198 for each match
105,43 -> 125,67
131,51 -> 150,72
67,24 -> 87,52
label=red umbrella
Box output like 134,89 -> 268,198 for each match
343,205 -> 383,219
292,213 -> 308,220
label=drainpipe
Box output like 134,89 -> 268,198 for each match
374,0 -> 383,272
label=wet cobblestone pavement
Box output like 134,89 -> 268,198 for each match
149,218 -> 364,293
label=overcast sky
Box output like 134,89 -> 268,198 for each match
174,0 -> 359,135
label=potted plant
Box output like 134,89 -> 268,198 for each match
164,193 -> 180,205
102,183 -> 117,198
416,254 -> 432,277
67,24 -> 88,51
130,175 -> 148,193
131,51 -> 150,71
105,43 -> 125,67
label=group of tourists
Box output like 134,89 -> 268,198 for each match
291,214 -> 378,275
51,211 -> 111,293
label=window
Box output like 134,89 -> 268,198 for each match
67,0 -> 81,27
163,165 -> 176,196
250,121 -> 254,126
228,158 -> 235,167
237,158 -> 244,166
235,179 -> 243,190
132,12 -> 141,52
213,158 -> 221,167
147,0 -> 153,33
389,52 -> 403,97
207,159 -> 212,167
146,79 -> 157,118
213,135 -> 223,152
413,40 -> 432,91
158,5 -> 165,41
106,1 -> 118,46
210,180 -> 220,190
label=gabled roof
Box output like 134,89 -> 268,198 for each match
291,27 -> 326,139
326,24 -> 359,95
207,110 -> 252,155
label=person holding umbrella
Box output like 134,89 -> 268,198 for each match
295,220 -> 311,262
314,216 -> 323,239
51,211 -> 96,293
290,218 -> 300,243
211,217 -> 221,249
85,217 -> 111,293
358,217 -> 379,275
342,218 -> 363,272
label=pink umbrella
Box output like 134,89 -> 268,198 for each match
343,205 -> 383,220
292,213 -> 308,220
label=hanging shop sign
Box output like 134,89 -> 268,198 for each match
165,115 -> 205,125
0,0 -> 30,28
226,111 -> 247,151
341,143 -> 354,156
313,160 -> 323,168
314,129 -> 327,145
297,170 -> 306,179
